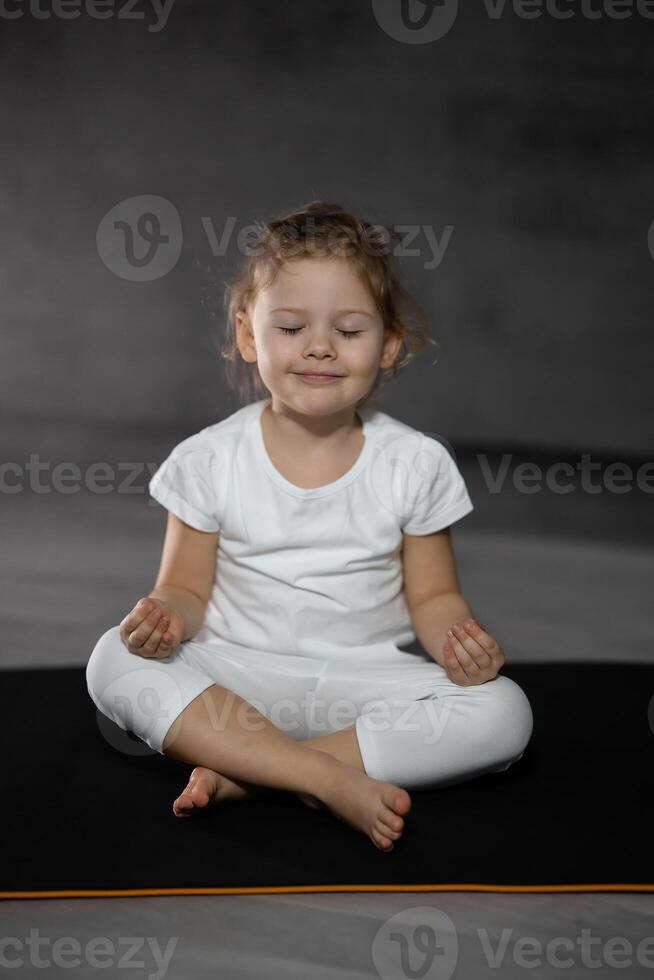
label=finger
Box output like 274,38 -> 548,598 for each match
442,646 -> 469,685
462,619 -> 502,661
446,634 -> 484,682
128,606 -> 161,646
144,616 -> 171,658
456,622 -> 505,673
449,624 -> 493,669
134,617 -> 170,660
153,620 -> 177,657
128,606 -> 163,648
121,597 -> 156,638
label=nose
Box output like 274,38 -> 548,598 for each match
303,331 -> 337,358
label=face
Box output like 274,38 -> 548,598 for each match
235,257 -> 402,420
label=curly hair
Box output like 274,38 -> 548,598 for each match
215,199 -> 438,410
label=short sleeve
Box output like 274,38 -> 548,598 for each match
401,434 -> 474,535
148,441 -> 221,533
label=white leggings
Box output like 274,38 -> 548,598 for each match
86,627 -> 534,791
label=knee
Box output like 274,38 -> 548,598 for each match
85,625 -> 126,709
477,675 -> 534,769
86,625 -> 188,755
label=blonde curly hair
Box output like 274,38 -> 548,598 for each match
215,199 -> 438,410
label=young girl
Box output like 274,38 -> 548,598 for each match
86,200 -> 533,853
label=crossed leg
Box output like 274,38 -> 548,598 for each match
172,723 -> 362,814
167,666 -> 534,843
163,683 -> 407,852
87,627 -> 531,851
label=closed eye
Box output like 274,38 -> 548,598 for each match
278,326 -> 362,339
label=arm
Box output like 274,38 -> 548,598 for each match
410,592 -> 475,668
402,527 -> 474,668
149,511 -> 219,642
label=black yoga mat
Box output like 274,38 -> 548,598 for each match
2,662 -> 653,899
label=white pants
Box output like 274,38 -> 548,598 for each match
86,627 -> 534,791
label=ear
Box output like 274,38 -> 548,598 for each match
379,329 -> 403,370
235,311 -> 257,364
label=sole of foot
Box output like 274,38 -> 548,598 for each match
313,757 -> 412,852
172,766 -> 256,816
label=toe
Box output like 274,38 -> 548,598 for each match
191,784 -> 209,806
390,787 -> 412,815
377,816 -> 402,840
172,797 -> 190,817
381,809 -> 404,833
378,820 -> 401,841
372,828 -> 394,851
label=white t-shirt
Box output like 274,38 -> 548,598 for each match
148,397 -> 474,663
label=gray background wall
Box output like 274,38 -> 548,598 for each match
1,0 -> 652,469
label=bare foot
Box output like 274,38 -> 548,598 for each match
171,760 -> 411,850
311,754 -> 412,852
172,766 -> 325,817
172,766 -> 261,816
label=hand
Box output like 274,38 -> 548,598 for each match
119,596 -> 185,659
441,618 -> 505,686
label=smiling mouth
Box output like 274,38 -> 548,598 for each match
295,372 -> 344,378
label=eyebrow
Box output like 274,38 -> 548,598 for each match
268,307 -> 375,318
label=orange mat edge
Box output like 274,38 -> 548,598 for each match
2,883 -> 653,900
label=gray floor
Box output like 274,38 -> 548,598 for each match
2,485 -> 653,977
2,893 -> 654,979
